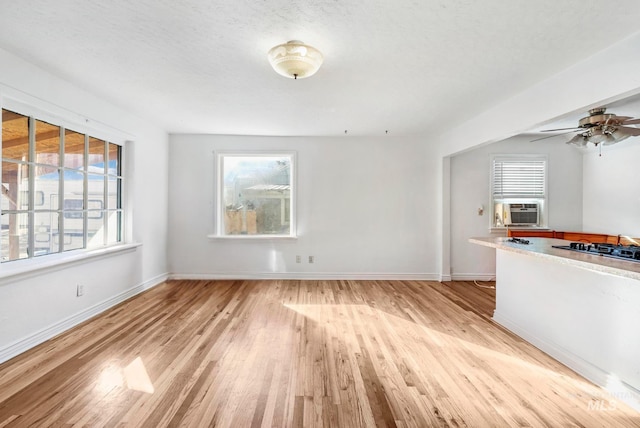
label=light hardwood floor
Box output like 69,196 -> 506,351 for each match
0,279 -> 638,427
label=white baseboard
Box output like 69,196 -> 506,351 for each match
0,272 -> 169,365
450,273 -> 496,281
493,311 -> 640,412
439,274 -> 452,282
169,272 -> 439,281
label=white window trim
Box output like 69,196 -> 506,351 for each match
0,93 -> 133,271
490,154 -> 548,229
211,150 -> 297,239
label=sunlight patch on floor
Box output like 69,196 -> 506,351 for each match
124,356 -> 155,394
96,356 -> 154,395
283,302 -> 640,417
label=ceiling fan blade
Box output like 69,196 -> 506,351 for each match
539,127 -> 582,132
614,126 -> 640,136
530,130 -> 579,142
621,118 -> 640,125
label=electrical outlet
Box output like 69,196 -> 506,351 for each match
296,255 -> 301,263
308,256 -> 314,264
76,284 -> 84,297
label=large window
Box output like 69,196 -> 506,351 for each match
1,108 -> 123,262
216,153 -> 295,237
491,155 -> 547,228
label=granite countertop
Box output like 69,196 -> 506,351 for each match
469,237 -> 640,281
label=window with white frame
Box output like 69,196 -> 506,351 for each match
216,152 -> 295,237
491,155 -> 547,228
1,108 -> 123,262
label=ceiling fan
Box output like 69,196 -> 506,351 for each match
536,107 -> 640,147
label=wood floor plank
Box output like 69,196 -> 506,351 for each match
0,279 -> 638,427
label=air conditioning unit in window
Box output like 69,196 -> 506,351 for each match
506,203 -> 539,226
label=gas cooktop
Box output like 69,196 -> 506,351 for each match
552,242 -> 640,263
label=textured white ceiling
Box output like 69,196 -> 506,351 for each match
1,0 -> 640,136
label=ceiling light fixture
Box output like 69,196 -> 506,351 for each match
567,124 -> 630,147
267,40 -> 323,80
565,108 -> 640,148
538,108 -> 640,149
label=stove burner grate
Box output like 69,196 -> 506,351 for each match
553,242 -> 640,262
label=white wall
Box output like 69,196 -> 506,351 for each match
0,48 -> 169,362
583,141 -> 640,237
449,135 -> 583,278
168,134 -> 436,279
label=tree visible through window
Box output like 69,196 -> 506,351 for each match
217,153 -> 295,237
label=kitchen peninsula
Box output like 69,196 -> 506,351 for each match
470,237 -> 640,411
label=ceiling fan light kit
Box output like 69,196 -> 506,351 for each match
267,40 -> 323,80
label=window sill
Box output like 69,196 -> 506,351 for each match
0,242 -> 141,283
207,234 -> 298,241
491,226 -> 550,231
490,227 -> 550,233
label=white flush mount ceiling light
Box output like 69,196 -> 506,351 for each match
267,40 -> 323,79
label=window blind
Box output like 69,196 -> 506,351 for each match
492,158 -> 546,199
